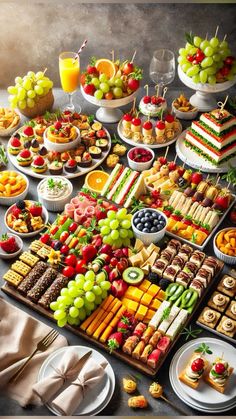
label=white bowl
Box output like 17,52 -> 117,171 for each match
127,146 -> 155,171
37,176 -> 73,212
213,227 -> 236,265
44,126 -> 80,152
131,208 -> 167,246
81,87 -> 138,109
172,101 -> 199,120
0,171 -> 29,206
0,234 -> 23,259
0,111 -> 21,137
5,200 -> 49,238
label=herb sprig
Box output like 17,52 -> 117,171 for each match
181,325 -> 202,341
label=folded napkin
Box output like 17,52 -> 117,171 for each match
33,347 -> 83,403
51,358 -> 107,415
0,297 -> 67,406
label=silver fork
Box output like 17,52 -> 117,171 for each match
10,329 -> 59,383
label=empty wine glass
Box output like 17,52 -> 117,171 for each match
149,49 -> 176,96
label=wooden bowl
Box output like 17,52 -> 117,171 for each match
18,89 -> 54,118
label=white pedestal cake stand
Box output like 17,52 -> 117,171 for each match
81,88 -> 138,123
178,65 -> 236,112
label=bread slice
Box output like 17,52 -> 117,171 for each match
204,367 -> 234,394
179,356 -> 208,389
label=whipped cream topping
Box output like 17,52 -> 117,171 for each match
222,318 -> 234,332
223,276 -> 235,290
213,294 -> 226,307
203,309 -> 216,323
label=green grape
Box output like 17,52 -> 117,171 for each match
96,271 -> 106,283
37,79 -> 49,88
50,301 -> 59,311
105,235 -> 113,245
68,280 -> 76,288
111,229 -> 119,240
78,307 -> 86,320
179,48 -> 188,57
103,235 -> 110,244
219,49 -> 230,59
15,76 -> 23,84
98,219 -> 105,227
122,237 -> 131,247
83,280 -> 94,292
8,94 -> 16,103
100,82 -> 110,93
60,288 -> 69,296
208,75 -> 216,85
85,270 -> 95,282
194,36 -> 202,47
119,228 -> 128,238
213,53 -> 221,62
93,285 -> 102,296
36,71 -> 44,80
35,85 -> 43,95
69,306 -> 79,318
27,71 -> 35,78
127,229 -> 134,238
47,80 -> 53,89
181,63 -> 192,73
210,37 -> 219,48
107,210 -> 116,220
113,87 -> 123,98
75,274 -> 85,287
121,219 -> 131,229
114,78 -> 123,87
101,225 -> 110,235
7,85 -> 18,94
67,315 -> 77,325
114,238 -> 123,248
219,40 -> 228,49
74,296 -> 84,308
94,89 -> 103,100
103,219 -> 111,226
54,309 -> 67,320
110,219 -> 119,230
17,87 -> 26,100
201,57 -> 213,68
206,66 -> 217,75
85,291 -> 95,302
23,78 -> 32,90
85,307 -> 92,316
27,89 -> 36,98
189,47 -> 197,56
100,281 -> 111,291
178,56 -> 188,65
99,73 -> 107,83
18,100 -> 26,109
27,98 -> 35,108
57,318 -> 67,327
108,77 -> 116,86
91,77 -> 100,88
94,295 -> 102,305
199,70 -> 208,83
57,295 -> 69,304
185,42 -> 193,52
200,40 -> 209,50
84,299 -> 94,310
116,208 -> 127,219
186,65 -> 200,77
126,214 -> 132,221
204,46 -> 214,57
68,286 -> 80,298
101,290 -> 108,299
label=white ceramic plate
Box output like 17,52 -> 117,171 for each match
176,129 -> 236,173
7,124 -> 111,179
169,337 -> 236,412
38,345 -> 115,416
117,118 -> 182,149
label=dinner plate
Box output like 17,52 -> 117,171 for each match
176,129 -> 236,173
169,337 -> 236,412
38,345 -> 115,416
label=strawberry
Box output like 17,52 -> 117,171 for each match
23,126 -> 34,136
96,129 -> 107,138
107,331 -> 123,352
171,211 -> 182,221
0,234 -> 18,253
191,171 -> 203,185
83,84 -> 96,95
163,209 -> 171,217
127,77 -> 139,91
11,137 -> 21,147
168,161 -> 177,171
33,156 -> 45,166
11,205 -> 22,218
95,206 -> 106,221
82,244 -> 97,262
54,121 -> 62,130
117,315 -> 130,333
19,149 -> 31,158
215,194 -> 230,210
29,202 -> 42,217
87,65 -> 98,75
158,156 -> 167,165
40,233 -> 50,244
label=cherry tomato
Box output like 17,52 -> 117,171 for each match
62,266 -> 75,278
65,254 -> 77,267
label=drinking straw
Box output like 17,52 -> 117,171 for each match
73,39 -> 88,62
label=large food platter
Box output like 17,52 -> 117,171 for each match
7,124 -> 111,180
176,130 -> 236,174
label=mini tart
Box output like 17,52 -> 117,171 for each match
217,275 -> 236,298
77,153 -> 92,167
74,144 -> 85,156
179,353 -> 208,389
49,161 -> 63,175
204,358 -> 233,394
16,150 -> 33,166
88,146 -> 102,158
216,316 -> 236,338
31,159 -> 48,173
8,142 -> 23,155
96,139 -> 108,150
208,291 -> 230,313
64,160 -> 77,173
198,307 -> 221,329
225,301 -> 236,320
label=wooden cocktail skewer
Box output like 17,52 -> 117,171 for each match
205,32 -> 208,40
215,175 -> 220,186
173,153 -> 178,164
159,394 -> 187,416
131,50 -> 137,63
217,95 -> 228,111
223,34 -> 227,41
144,84 -> 149,97
215,26 -> 219,38
131,97 -> 136,114
164,146 -> 169,160
155,84 -> 159,97
110,50 -> 115,62
162,87 -> 168,98
149,382 -> 187,415
43,68 -> 47,76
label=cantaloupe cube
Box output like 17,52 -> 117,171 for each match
150,298 -> 162,310
135,304 -> 148,321
124,286 -> 137,300
132,288 -> 144,302
124,300 -> 138,314
147,284 -> 160,297
121,297 -> 131,306
139,279 -> 151,292
146,309 -> 156,319
140,292 -> 153,306
157,289 -> 166,301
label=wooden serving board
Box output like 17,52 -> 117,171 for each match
1,259 -> 224,377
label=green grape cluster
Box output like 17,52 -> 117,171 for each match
178,33 -> 236,85
93,71 -> 123,100
98,208 -> 134,249
7,70 -> 53,110
50,270 -> 110,328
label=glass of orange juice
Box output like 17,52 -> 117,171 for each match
59,51 -> 81,112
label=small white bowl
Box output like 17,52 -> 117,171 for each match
0,111 -> 21,137
37,176 -> 73,212
0,171 -> 29,206
127,146 -> 155,171
213,227 -> 236,265
132,208 -> 167,246
44,126 -> 80,152
0,234 -> 23,259
172,101 -> 199,120
5,200 -> 49,238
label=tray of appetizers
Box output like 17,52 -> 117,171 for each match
197,274 -> 236,343
7,113 -> 111,179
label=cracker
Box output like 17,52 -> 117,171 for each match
3,269 -> 23,287
19,251 -> 39,267
11,261 -> 31,277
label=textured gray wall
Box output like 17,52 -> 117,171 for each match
0,2 -> 236,88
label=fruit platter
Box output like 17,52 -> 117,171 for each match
7,111 -> 111,179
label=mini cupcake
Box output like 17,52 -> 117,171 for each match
77,152 -> 92,168
64,158 -> 77,173
20,126 -> 35,142
31,156 -> 48,173
49,160 -> 63,175
17,149 -> 33,166
96,139 -> 108,150
30,139 -> 40,153
89,146 -> 102,158
8,136 -> 23,155
38,146 -> 48,157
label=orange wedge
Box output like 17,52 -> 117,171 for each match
95,59 -> 116,79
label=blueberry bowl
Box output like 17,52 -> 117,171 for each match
131,208 -> 167,245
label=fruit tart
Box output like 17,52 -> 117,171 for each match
204,357 -> 234,393
6,200 -> 45,234
47,121 -> 77,143
31,156 -> 48,174
179,353 -> 208,389
16,149 -> 33,166
8,135 -> 23,155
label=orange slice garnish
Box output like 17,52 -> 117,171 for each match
95,59 -> 116,79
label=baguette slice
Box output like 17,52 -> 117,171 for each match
204,367 -> 234,394
179,355 -> 208,389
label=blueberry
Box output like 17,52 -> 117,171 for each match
139,211 -> 144,218
137,223 -> 144,231
145,210 -> 152,215
134,217 -> 141,226
156,225 -> 162,231
141,217 -> 146,223
151,226 -> 158,233
153,219 -> 159,226
143,228 -> 150,233
144,222 -> 151,228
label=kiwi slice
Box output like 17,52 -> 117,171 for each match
122,267 -> 144,285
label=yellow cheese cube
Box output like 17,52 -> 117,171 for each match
140,292 -> 153,306
125,300 -> 139,314
146,309 -> 156,320
135,304 -> 148,320
150,298 -> 162,310
139,279 -> 151,292
124,286 -> 137,300
132,288 -> 144,302
147,284 -> 160,297
158,289 -> 166,301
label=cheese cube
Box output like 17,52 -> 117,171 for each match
139,279 -> 151,292
140,292 -> 153,306
157,289 -> 166,301
150,298 -> 162,310
135,304 -> 148,320
147,284 -> 160,297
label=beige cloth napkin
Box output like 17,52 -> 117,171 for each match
33,347 -> 83,403
0,297 -> 67,407
51,359 -> 107,415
